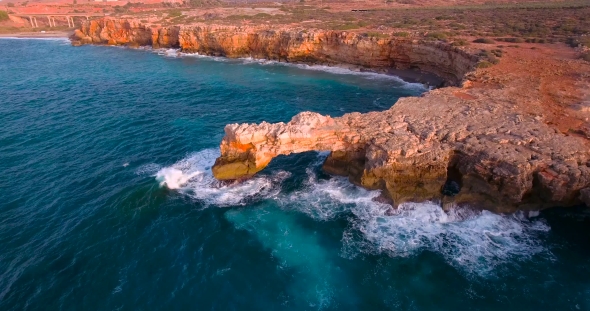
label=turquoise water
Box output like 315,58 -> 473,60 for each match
1,38 -> 589,311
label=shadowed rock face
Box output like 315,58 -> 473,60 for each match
212,88 -> 590,213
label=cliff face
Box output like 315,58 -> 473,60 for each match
71,18 -> 479,85
73,19 -> 153,46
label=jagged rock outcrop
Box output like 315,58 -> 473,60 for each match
71,18 -> 590,212
212,86 -> 590,213
73,19 -> 152,46
71,18 -> 479,85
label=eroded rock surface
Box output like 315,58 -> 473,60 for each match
213,85 -> 590,213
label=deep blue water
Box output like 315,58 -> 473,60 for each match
1,38 -> 590,311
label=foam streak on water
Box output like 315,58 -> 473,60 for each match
348,203 -> 551,276
286,157 -> 551,276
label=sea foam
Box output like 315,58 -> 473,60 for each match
155,150 -> 551,276
280,153 -> 552,277
144,47 -> 426,90
154,149 -> 289,206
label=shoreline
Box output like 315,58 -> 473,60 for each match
171,50 -> 442,87
0,31 -> 72,38
89,43 -> 441,88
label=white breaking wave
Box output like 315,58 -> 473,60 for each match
154,48 -> 181,58
345,202 -> 551,276
156,167 -> 200,189
277,164 -> 384,221
240,57 -> 427,91
154,150 -> 551,276
178,51 -> 230,62
143,47 -> 426,90
154,149 -> 289,206
279,153 -> 552,277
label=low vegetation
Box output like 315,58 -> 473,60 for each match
152,0 -> 590,50
0,10 -> 8,22
473,38 -> 495,44
168,9 -> 183,17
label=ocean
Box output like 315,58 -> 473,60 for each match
0,38 -> 589,310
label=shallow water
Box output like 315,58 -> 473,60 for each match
1,38 -> 589,310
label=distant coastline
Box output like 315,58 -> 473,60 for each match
0,30 -> 71,38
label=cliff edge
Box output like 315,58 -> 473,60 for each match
71,18 -> 590,213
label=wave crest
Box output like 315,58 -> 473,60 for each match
154,149 -> 289,206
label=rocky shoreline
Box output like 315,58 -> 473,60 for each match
70,18 -> 479,86
71,18 -> 590,213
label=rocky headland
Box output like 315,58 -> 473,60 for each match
72,18 -> 590,213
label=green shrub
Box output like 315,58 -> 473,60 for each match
452,38 -> 469,46
113,6 -> 127,13
435,15 -> 452,20
426,32 -> 447,40
491,49 -> 503,57
333,23 -> 362,30
168,9 -> 182,17
525,38 -> 547,43
0,11 -> 8,22
365,32 -> 388,39
393,31 -> 409,37
477,61 -> 494,68
449,22 -> 466,30
473,38 -> 495,44
254,13 -> 271,19
497,37 -> 525,43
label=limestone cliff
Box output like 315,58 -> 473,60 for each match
71,18 -> 479,86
